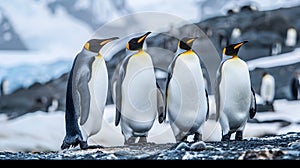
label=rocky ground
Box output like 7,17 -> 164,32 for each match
1,132 -> 300,160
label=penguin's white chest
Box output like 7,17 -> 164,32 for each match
82,57 -> 108,137
89,57 -> 108,110
168,54 -> 207,130
122,52 -> 157,122
220,58 -> 251,120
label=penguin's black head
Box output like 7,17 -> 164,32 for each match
84,37 -> 119,53
126,32 -> 151,51
223,41 -> 248,56
179,37 -> 196,51
262,71 -> 269,77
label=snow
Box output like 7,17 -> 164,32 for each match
247,48 -> 300,71
127,0 -> 200,22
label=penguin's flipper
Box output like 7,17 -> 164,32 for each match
249,87 -> 257,119
115,69 -> 122,127
78,74 -> 91,125
205,89 -> 210,121
156,82 -> 165,123
215,63 -> 224,122
111,62 -> 122,104
115,56 -> 130,126
164,57 -> 177,118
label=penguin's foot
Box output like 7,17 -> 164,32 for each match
193,132 -> 202,142
61,134 -> 87,150
138,136 -> 147,144
124,137 -> 137,145
175,135 -> 188,143
235,131 -> 243,141
221,134 -> 231,141
79,141 -> 89,149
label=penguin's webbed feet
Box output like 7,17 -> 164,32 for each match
61,134 -> 87,150
193,132 -> 202,142
221,133 -> 231,141
124,137 -> 137,145
235,131 -> 243,141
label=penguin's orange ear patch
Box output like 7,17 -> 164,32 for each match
126,42 -> 130,50
84,42 -> 90,50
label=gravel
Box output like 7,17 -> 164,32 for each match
1,132 -> 299,160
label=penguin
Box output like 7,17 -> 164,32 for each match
0,78 -> 9,96
61,37 -> 119,150
215,41 -> 256,141
164,37 -> 209,143
290,72 -> 300,100
115,32 -> 165,145
260,72 -> 275,106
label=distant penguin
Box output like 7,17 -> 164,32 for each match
291,72 -> 300,100
260,72 -> 275,105
215,41 -> 256,141
61,37 -> 119,150
285,28 -> 297,47
164,37 -> 209,143
115,32 -> 165,145
46,96 -> 59,112
0,78 -> 9,96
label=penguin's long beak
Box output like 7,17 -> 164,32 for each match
138,32 -> 151,43
186,38 -> 195,45
234,40 -> 248,50
100,37 -> 119,46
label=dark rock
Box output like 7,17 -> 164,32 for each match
190,141 -> 206,151
174,142 -> 190,151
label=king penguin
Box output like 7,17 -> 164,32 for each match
215,41 -> 256,141
164,37 -> 209,143
115,32 -> 165,145
61,37 -> 119,150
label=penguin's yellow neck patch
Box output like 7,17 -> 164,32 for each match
231,55 -> 239,59
95,53 -> 103,59
133,50 -> 145,57
181,50 -> 194,56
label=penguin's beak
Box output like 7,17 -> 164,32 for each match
187,38 -> 195,45
234,40 -> 248,49
138,32 -> 151,43
100,37 -> 119,46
